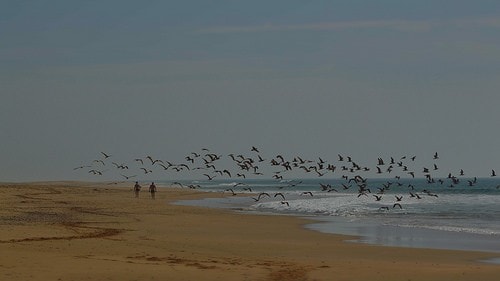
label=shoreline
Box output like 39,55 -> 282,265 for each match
173,191 -> 500,255
1,182 -> 499,280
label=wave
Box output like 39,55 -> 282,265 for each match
395,223 -> 500,236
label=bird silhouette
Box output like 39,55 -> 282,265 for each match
158,163 -> 171,170
377,158 -> 385,165
140,168 -> 152,174
73,165 -> 91,170
172,182 -> 184,188
393,203 -> 403,209
101,152 -> 111,159
410,192 -> 422,199
121,174 -> 137,179
203,174 -> 216,180
185,156 -> 195,163
257,192 -> 270,200
274,193 -> 286,200
224,188 -> 237,196
252,192 -> 270,201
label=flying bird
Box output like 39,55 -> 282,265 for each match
140,168 -> 152,174
121,174 -> 137,180
203,174 -> 216,180
224,188 -> 237,196
410,192 -> 421,199
377,158 -> 385,165
73,165 -> 91,170
257,192 -> 270,200
252,192 -> 270,202
101,152 -> 111,159
185,156 -> 195,163
274,192 -> 286,200
171,182 -> 184,188
158,163 -> 171,170
342,183 -> 351,190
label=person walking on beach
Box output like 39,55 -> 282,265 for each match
149,182 -> 157,199
134,181 -> 141,198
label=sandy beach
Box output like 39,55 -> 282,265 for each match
0,182 -> 498,281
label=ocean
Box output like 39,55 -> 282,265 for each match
171,177 -> 500,255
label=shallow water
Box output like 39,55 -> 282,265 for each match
170,178 -> 500,259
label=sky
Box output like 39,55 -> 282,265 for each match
1,0 -> 500,182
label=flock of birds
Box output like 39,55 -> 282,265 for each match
74,147 -> 499,211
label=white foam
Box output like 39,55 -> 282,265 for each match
252,192 -> 500,235
396,223 -> 500,235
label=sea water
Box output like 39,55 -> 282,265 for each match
170,178 -> 500,254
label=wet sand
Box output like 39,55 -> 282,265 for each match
0,182 -> 499,280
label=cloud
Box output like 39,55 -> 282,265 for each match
199,17 -> 500,34
199,20 -> 431,33
453,17 -> 500,28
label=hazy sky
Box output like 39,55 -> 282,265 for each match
1,1 -> 500,182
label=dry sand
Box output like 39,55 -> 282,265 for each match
0,182 -> 498,281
